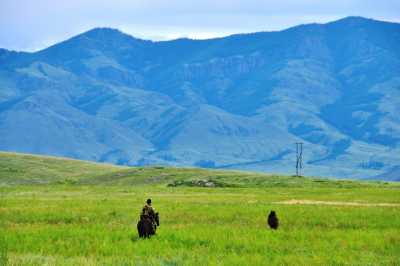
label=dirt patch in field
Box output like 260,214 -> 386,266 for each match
275,199 -> 400,207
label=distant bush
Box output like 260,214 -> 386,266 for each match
56,178 -> 78,185
168,178 -> 234,188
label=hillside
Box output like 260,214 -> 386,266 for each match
0,152 -> 398,188
1,17 -> 400,179
372,166 -> 400,181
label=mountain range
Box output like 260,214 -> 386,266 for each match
0,16 -> 399,180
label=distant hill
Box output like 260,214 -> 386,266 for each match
0,17 -> 399,179
1,152 -> 398,187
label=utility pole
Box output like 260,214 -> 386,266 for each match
295,142 -> 303,177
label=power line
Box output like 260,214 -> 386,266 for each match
295,142 -> 303,177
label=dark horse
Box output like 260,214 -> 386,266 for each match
137,212 -> 159,238
267,210 -> 279,230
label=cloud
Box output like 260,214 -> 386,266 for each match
1,0 -> 399,51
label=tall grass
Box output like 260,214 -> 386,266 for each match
1,185 -> 400,265
0,187 -> 8,266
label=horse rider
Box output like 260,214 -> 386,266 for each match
141,198 -> 156,228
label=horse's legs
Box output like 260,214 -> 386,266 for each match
138,220 -> 145,238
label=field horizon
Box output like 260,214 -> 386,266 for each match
1,151 -> 398,187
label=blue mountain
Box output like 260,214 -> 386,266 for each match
1,16 -> 399,179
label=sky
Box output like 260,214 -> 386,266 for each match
1,0 -> 400,52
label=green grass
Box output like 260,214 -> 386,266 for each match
1,152 -> 400,265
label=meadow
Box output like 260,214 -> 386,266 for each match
1,152 -> 400,265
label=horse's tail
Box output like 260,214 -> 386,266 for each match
155,212 -> 160,226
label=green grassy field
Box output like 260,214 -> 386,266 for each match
1,152 -> 400,265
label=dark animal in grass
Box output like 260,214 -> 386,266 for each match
137,212 -> 159,238
267,211 -> 279,230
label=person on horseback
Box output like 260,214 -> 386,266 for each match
138,198 -> 160,238
141,198 -> 156,228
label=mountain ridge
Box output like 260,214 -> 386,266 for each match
0,16 -> 399,180
1,16 -> 392,54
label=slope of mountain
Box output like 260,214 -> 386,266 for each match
0,17 -> 399,179
371,166 -> 400,181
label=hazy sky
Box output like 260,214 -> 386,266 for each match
1,0 -> 399,51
